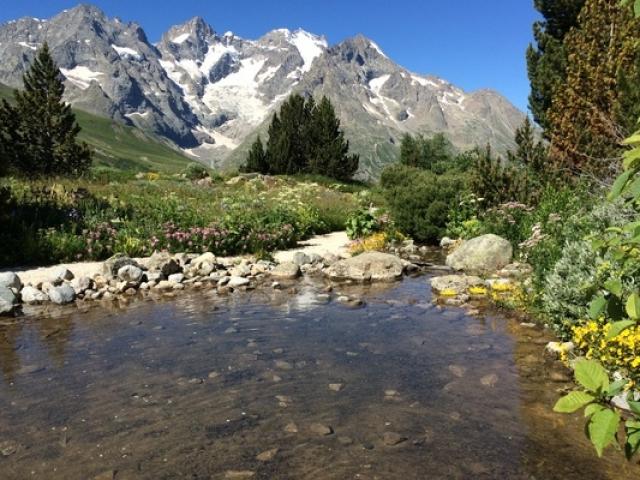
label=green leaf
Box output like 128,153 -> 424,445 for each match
589,295 -> 607,320
604,279 -> 623,298
629,401 -> 640,416
607,378 -> 629,396
585,403 -> 606,418
606,320 -> 636,340
623,133 -> 640,145
574,359 -> 609,394
553,391 -> 596,413
588,408 -> 621,457
625,420 -> 640,460
626,293 -> 640,320
609,170 -> 633,200
623,147 -> 640,169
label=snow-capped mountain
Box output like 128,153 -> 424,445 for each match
0,4 -> 526,178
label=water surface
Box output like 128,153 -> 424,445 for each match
0,275 -> 638,479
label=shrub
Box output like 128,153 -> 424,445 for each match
345,209 -> 377,240
184,163 -> 209,180
380,164 -> 463,244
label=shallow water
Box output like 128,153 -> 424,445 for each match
0,275 -> 638,479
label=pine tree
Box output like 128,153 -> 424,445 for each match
507,118 -> 547,173
526,0 -> 586,134
2,43 -> 92,177
399,134 -> 421,168
243,135 -> 268,174
547,0 -> 640,177
307,96 -> 358,180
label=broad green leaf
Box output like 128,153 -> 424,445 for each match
625,420 -> 640,459
623,133 -> 640,145
629,401 -> 640,416
574,359 -> 609,393
627,176 -> 640,199
604,279 -> 623,298
585,403 -> 606,418
626,293 -> 640,320
588,408 -> 621,457
589,295 -> 607,320
623,147 -> 640,169
553,391 -> 596,413
609,170 -> 633,200
607,378 -> 629,396
606,320 -> 636,340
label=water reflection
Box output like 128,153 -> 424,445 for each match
0,276 -> 637,479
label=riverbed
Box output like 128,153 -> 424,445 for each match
0,273 -> 638,479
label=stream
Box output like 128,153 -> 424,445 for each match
0,273 -> 638,479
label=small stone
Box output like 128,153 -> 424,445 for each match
272,348 -> 285,354
173,283 -> 185,290
224,471 -> 255,479
92,470 -> 116,480
256,448 -> 279,462
228,276 -> 250,288
284,422 -> 298,433
0,272 -> 22,290
270,262 -> 301,279
21,286 -> 48,305
117,265 -> 143,283
48,284 -> 76,305
309,423 -> 333,436
549,370 -> 572,383
480,373 -> 499,387
272,282 -> 282,290
0,440 -> 18,456
208,371 -> 220,379
384,389 -> 399,397
52,267 -> 74,284
275,360 -> 293,370
154,280 -> 174,291
168,273 -> 185,284
448,365 -> 466,378
329,383 -> 344,392
383,432 -> 407,446
337,436 -> 354,445
224,327 -> 238,334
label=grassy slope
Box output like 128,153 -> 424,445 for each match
0,83 -> 192,174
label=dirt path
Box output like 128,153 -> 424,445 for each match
6,231 -> 352,286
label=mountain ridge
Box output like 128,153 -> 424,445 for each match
0,4 -> 526,178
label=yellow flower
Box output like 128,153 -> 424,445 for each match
469,286 -> 488,296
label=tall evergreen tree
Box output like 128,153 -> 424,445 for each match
243,136 -> 268,174
507,117 -> 547,173
307,96 -> 358,180
399,133 -> 453,172
0,43 -> 92,177
547,0 -> 640,177
526,0 -> 586,134
399,134 -> 421,168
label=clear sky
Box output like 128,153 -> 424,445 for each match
0,1 -> 541,112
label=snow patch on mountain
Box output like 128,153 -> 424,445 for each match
289,30 -> 327,72
171,33 -> 190,44
112,45 -> 142,60
60,66 -> 104,90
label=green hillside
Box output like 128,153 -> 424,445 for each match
0,83 -> 192,173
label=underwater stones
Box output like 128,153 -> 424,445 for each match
480,373 -> 499,387
383,432 -> 407,446
284,422 -> 299,433
256,448 -> 279,462
329,383 -> 345,392
309,423 -> 334,436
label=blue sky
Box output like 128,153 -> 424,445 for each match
0,1 -> 540,112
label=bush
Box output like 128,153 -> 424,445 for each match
184,163 -> 209,180
380,164 -> 464,244
345,209 -> 377,240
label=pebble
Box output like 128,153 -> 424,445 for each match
383,432 -> 407,446
448,365 -> 466,378
224,471 -> 255,479
329,383 -> 344,392
480,373 -> 499,387
284,422 -> 298,433
309,423 -> 334,436
0,440 -> 18,456
275,360 -> 293,370
256,448 -> 279,462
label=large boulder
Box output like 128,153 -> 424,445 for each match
102,254 -> 142,280
325,252 -> 404,282
117,265 -> 144,284
0,286 -> 19,315
445,234 -> 513,275
0,272 -> 22,291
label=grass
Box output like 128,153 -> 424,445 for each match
0,82 -> 193,174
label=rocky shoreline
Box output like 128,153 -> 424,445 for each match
0,246 -> 425,317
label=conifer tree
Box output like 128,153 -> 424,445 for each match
526,0 -> 586,134
307,96 -> 358,180
0,43 -> 92,177
244,136 -> 268,174
399,134 -> 421,168
507,117 -> 547,173
547,0 -> 640,177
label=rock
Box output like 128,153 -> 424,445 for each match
48,284 -> 76,305
0,286 -> 18,315
71,276 -> 93,294
145,271 -> 164,283
292,252 -> 311,266
227,276 -> 250,288
497,262 -> 533,279
545,341 -> 574,357
446,234 -> 513,275
229,264 -> 251,278
0,272 -> 22,290
284,422 -> 298,433
430,275 -> 484,295
92,471 -> 116,480
103,254 -> 142,279
309,423 -> 334,436
0,440 -> 18,456
144,251 -> 182,277
224,471 -> 255,479
322,253 -> 340,265
256,448 -> 279,462
329,383 -> 344,392
275,360 -> 293,370
51,267 -> 74,285
270,262 -> 301,279
448,365 -> 466,378
168,273 -> 185,284
440,237 -> 456,248
480,373 -> 499,387
154,280 -> 175,291
272,281 -> 282,290
383,432 -> 407,446
21,286 -> 49,305
325,252 -> 404,282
